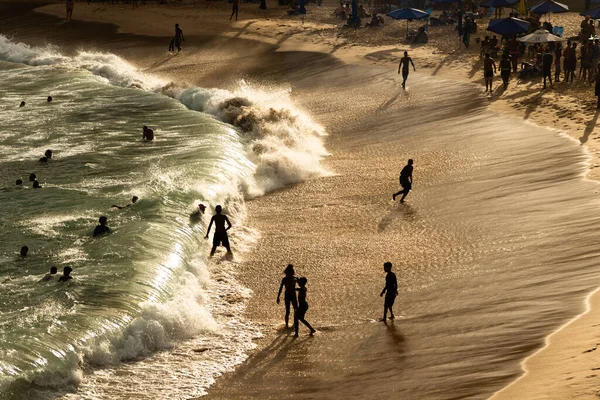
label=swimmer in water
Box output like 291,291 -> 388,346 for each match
39,150 -> 52,162
16,179 -> 23,186
204,205 -> 232,256
93,216 -> 111,237
41,266 -> 58,281
142,126 -> 154,141
20,246 -> 29,257
32,180 -> 42,189
19,101 -> 25,108
112,196 -> 138,209
29,173 -> 36,182
58,266 -> 73,282
190,203 -> 207,222
47,96 -> 53,103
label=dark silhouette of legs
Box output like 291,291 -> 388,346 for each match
294,317 -> 315,337
210,245 -> 217,257
393,189 -> 410,202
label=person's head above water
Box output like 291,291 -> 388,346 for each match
384,261 -> 393,272
284,264 -> 295,276
16,179 -> 22,186
47,96 -> 53,103
20,246 -> 29,257
50,266 -> 57,274
131,196 -> 138,203
45,150 -> 53,159
19,101 -> 25,108
297,277 -> 307,287
63,266 -> 72,276
99,216 -> 108,225
215,205 -> 222,214
32,180 -> 41,189
407,159 -> 413,165
29,173 -> 36,182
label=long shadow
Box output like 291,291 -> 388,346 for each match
431,55 -> 451,76
468,58 -> 483,79
377,203 -> 415,232
523,91 -> 543,120
580,110 -> 600,144
377,90 -> 403,112
233,20 -> 257,38
276,31 -> 297,45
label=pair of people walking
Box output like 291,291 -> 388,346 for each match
276,264 -> 316,337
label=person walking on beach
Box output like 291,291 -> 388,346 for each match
398,51 -> 416,89
542,47 -> 553,89
230,0 -> 240,21
66,0 -> 74,22
499,53 -> 512,90
483,53 -> 496,93
294,277 -> 316,337
379,262 -> 398,321
205,205 -> 232,256
169,24 -> 185,53
392,159 -> 413,203
277,264 -> 298,328
554,44 -> 562,83
259,0 -> 267,18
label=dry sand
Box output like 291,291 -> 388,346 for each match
11,2 -> 600,398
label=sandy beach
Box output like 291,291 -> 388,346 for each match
4,1 -> 600,399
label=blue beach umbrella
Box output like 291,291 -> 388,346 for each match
487,17 -> 530,35
387,7 -> 429,36
580,6 -> 600,18
529,0 -> 569,14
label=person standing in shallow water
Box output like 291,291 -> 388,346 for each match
205,205 -> 232,256
230,0 -> 240,21
379,262 -> 398,321
170,24 -> 184,53
294,277 -> 316,337
398,51 -> 416,89
276,264 -> 298,328
66,0 -> 74,21
393,159 -> 413,203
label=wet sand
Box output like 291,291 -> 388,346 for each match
5,2 -> 600,399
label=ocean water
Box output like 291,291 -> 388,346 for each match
0,35 -> 328,399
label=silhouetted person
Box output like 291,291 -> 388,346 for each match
20,246 -> 29,257
39,149 -> 52,162
47,96 -> 53,103
32,180 -> 42,189
205,205 -> 232,256
190,203 -> 207,223
393,159 -> 413,202
230,0 -> 239,21
277,264 -> 298,328
93,216 -> 111,237
294,277 -> 316,337
41,266 -> 58,281
499,53 -> 511,90
142,126 -> 154,141
483,53 -> 496,93
29,173 -> 36,182
112,196 -> 138,209
542,48 -> 553,89
259,0 -> 267,18
19,101 -> 26,108
66,0 -> 74,21
398,51 -> 416,89
379,261 -> 397,321
15,179 -> 23,186
173,24 -> 185,53
58,266 -> 73,282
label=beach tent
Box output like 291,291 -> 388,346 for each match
580,7 -> 600,18
387,7 -> 429,36
517,28 -> 565,42
487,17 -> 530,35
528,0 -> 568,14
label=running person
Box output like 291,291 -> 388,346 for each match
204,205 -> 232,256
483,53 -> 497,93
392,159 -> 413,203
398,51 -> 416,89
276,264 -> 298,328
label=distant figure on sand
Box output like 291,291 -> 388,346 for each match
93,216 -> 111,237
392,159 -> 413,203
379,262 -> 398,321
58,266 -> 73,282
277,264 -> 298,328
398,51 -> 416,89
169,24 -> 185,53
205,205 -> 232,256
483,53 -> 496,93
142,126 -> 154,141
41,266 -> 58,281
230,0 -> 240,21
294,277 -> 316,337
112,196 -> 138,209
66,0 -> 74,21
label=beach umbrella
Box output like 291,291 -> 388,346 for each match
485,0 -> 518,7
487,17 -> 530,35
517,28 -> 565,42
387,7 -> 429,36
580,6 -> 600,18
528,0 -> 568,14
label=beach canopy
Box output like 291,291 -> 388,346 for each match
580,7 -> 600,18
483,0 -> 519,8
387,7 -> 429,20
430,0 -> 460,3
517,28 -> 565,42
487,17 -> 530,35
528,0 -> 568,14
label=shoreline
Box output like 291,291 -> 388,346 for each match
5,2 -> 600,399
